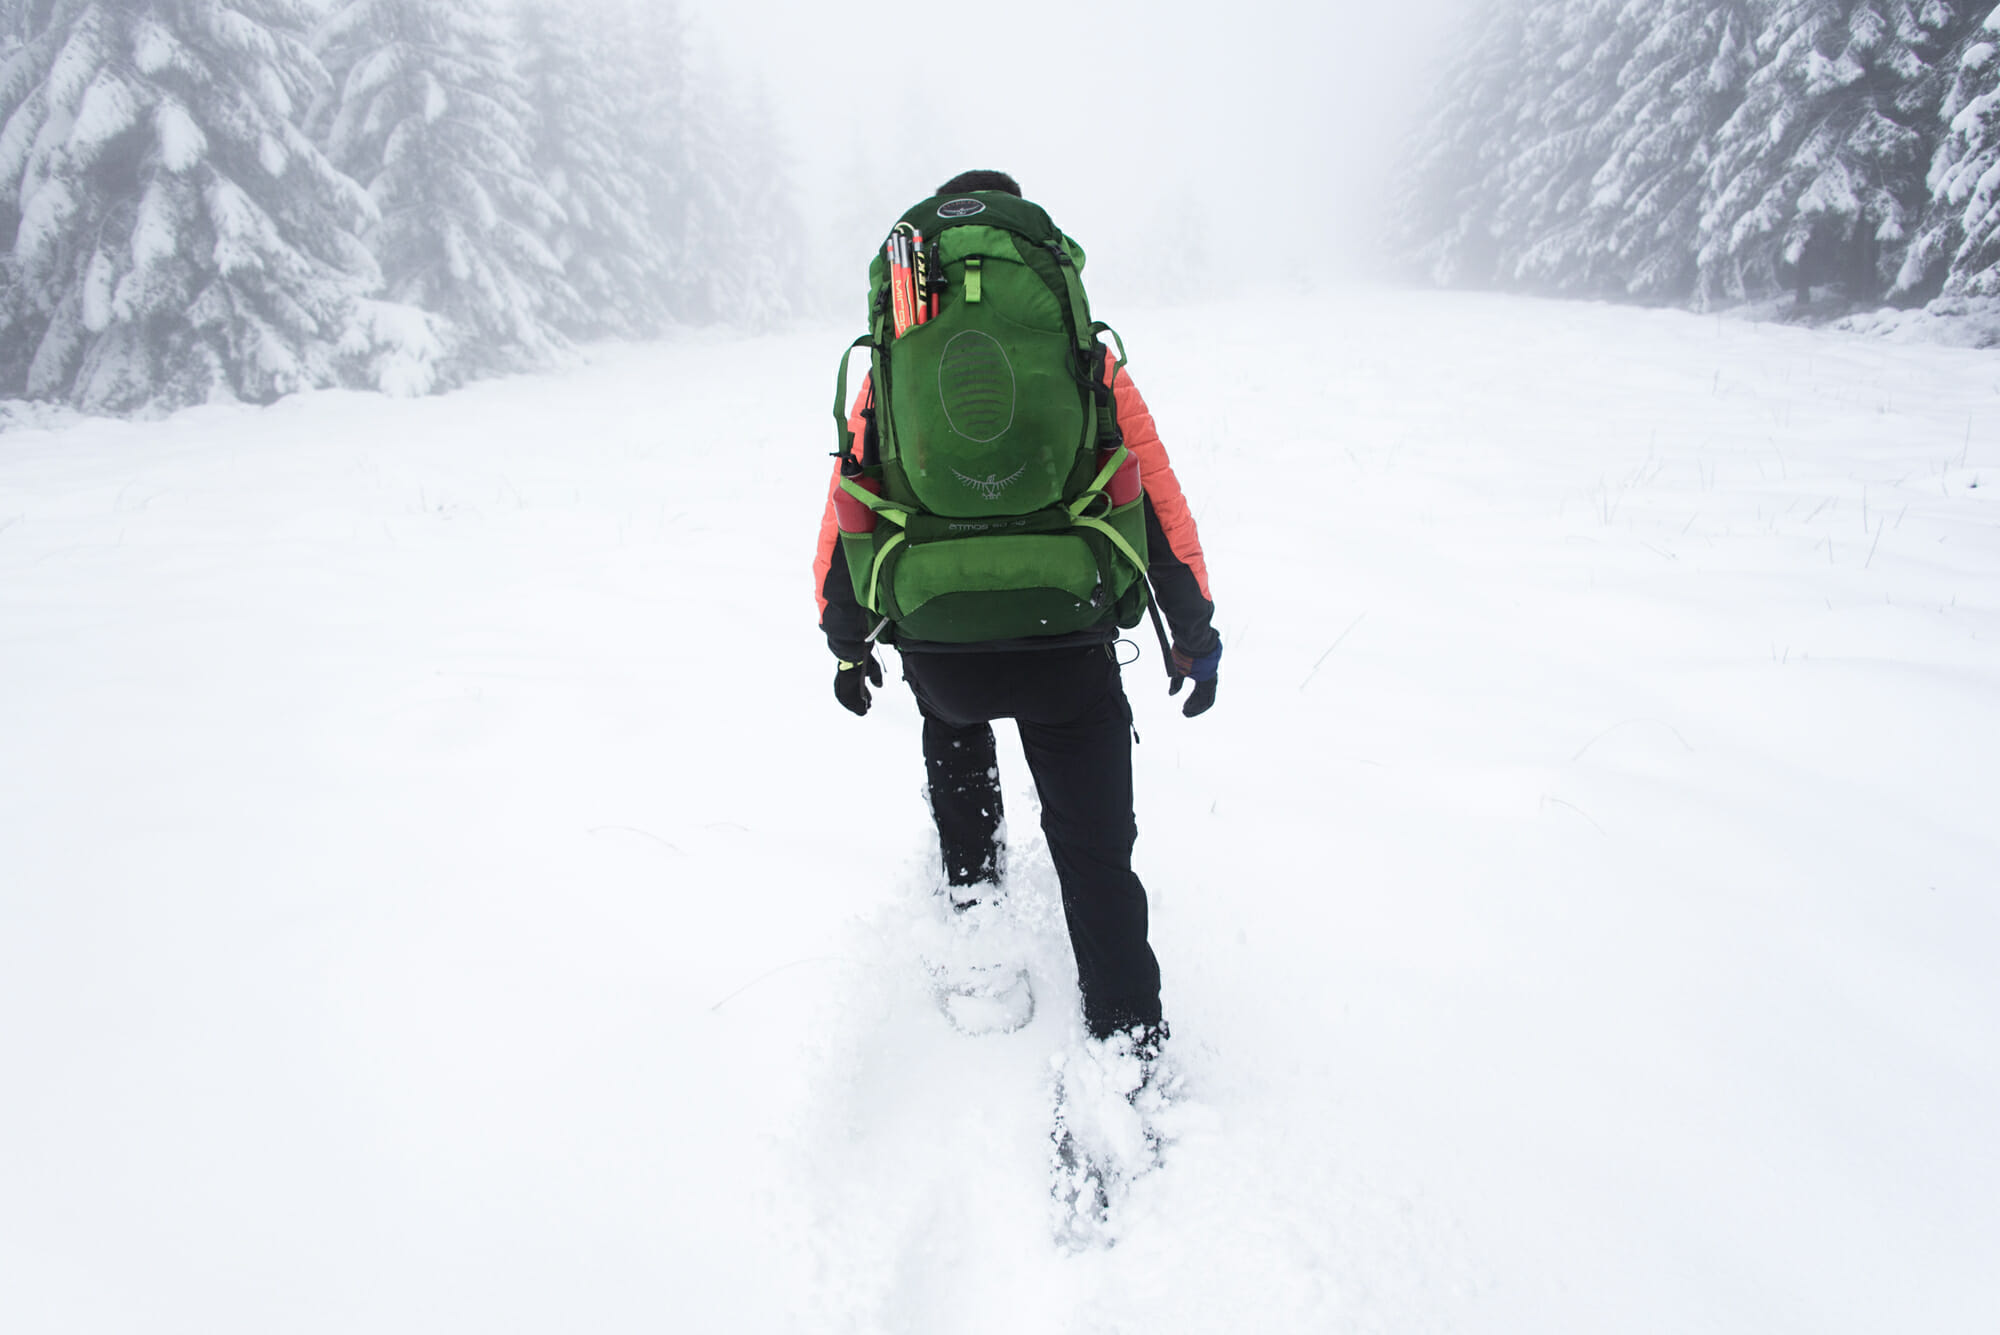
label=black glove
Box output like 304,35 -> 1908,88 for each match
834,651 -> 883,716
1169,642 -> 1221,719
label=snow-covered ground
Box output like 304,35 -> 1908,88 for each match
3,288 -> 1995,1334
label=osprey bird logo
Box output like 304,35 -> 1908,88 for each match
951,463 -> 1029,500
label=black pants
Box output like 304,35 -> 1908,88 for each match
902,645 -> 1162,1040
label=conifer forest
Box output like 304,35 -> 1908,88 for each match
13,2 -> 2000,416
0,0 -> 802,412
1401,1 -> 2000,317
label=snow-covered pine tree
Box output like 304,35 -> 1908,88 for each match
314,0 -> 571,381
1699,0 -> 1977,306
1395,0 -> 1531,287
1587,0 -> 1760,300
515,0 -> 666,338
0,0 -> 378,410
1907,6 -> 2000,296
689,73 -> 799,330
605,5 -> 801,330
721,82 -> 802,328
600,0 -> 691,321
656,23 -> 727,325
1,8 -> 22,378
1500,0 -> 1644,293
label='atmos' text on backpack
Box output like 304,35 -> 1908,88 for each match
831,191 -> 1148,644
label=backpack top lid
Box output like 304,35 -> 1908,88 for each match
868,192 -> 1088,300
906,190 -> 1063,245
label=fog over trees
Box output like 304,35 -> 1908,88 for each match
0,0 -> 801,411
13,0 -> 1999,415
1401,0 -> 2000,312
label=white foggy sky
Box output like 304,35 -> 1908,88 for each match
687,0 -> 1472,309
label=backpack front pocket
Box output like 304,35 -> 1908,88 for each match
884,533 -> 1111,642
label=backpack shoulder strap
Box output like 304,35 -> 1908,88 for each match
830,334 -> 873,461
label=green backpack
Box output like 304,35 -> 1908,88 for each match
831,190 -> 1149,645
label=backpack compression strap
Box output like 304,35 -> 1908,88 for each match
830,335 -> 873,461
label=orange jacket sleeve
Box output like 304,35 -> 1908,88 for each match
814,376 -> 873,652
1111,362 -> 1211,597
1111,361 -> 1220,654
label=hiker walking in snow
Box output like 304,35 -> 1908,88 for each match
812,171 -> 1221,1058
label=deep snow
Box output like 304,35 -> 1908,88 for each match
2,288 -> 1996,1334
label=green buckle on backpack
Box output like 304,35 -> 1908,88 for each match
964,257 -> 982,303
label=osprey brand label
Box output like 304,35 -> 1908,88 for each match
946,517 -> 1035,533
936,198 -> 987,218
949,464 -> 1030,501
